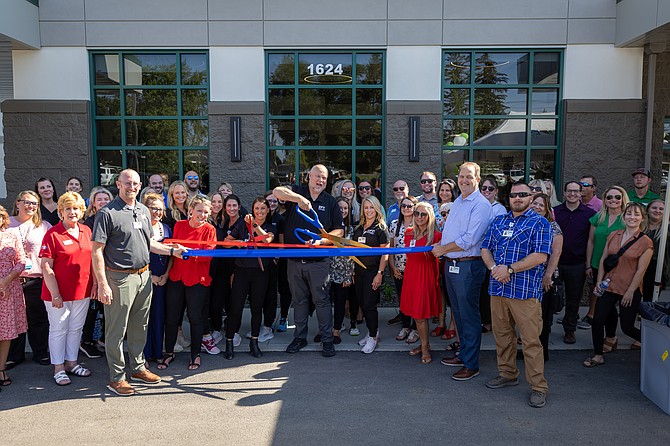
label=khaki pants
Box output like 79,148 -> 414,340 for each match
491,295 -> 548,393
103,269 -> 152,382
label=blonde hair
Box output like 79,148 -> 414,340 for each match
0,205 -> 9,230
357,196 -> 387,231
167,180 -> 189,222
412,202 -> 436,244
57,192 -> 86,221
143,192 -> 164,208
85,186 -> 113,218
594,185 -> 629,226
13,190 -> 43,227
188,195 -> 212,215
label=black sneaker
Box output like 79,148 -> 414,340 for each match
286,338 -> 308,354
80,342 -> 103,359
322,341 -> 336,357
387,314 -> 402,326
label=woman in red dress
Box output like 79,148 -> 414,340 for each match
400,202 -> 442,364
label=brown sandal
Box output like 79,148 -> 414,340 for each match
583,357 -> 604,368
409,345 -> 423,356
603,337 -> 618,353
421,355 -> 432,365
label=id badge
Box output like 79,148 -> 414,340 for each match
133,221 -> 143,229
62,239 -> 73,246
448,265 -> 460,274
358,236 -> 366,243
24,258 -> 33,271
409,239 -> 416,247
502,230 -> 513,237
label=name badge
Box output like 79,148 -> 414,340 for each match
133,222 -> 143,229
502,230 -> 513,237
62,240 -> 74,246
409,239 -> 416,247
358,237 -> 366,244
448,265 -> 460,274
24,258 -> 33,271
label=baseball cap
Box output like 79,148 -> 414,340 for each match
631,168 -> 651,178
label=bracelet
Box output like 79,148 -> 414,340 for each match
377,270 -> 383,275
586,266 -> 592,270
53,295 -> 61,300
252,223 -> 259,228
490,264 -> 497,271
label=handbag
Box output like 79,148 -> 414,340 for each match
602,233 -> 646,273
549,274 -> 565,314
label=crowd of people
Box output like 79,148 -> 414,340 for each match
0,163 -> 665,408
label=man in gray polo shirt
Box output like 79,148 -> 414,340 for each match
92,169 -> 186,396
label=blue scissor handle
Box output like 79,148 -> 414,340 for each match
295,207 -> 324,231
294,228 -> 322,244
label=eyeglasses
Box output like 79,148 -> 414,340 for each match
606,194 -> 622,200
529,186 -> 544,192
420,179 -> 435,184
579,182 -> 593,188
400,204 -> 414,209
342,187 -> 355,193
509,192 -> 531,198
414,211 -> 429,218
393,187 -> 406,192
186,175 -> 199,181
358,186 -> 372,191
21,200 -> 39,207
565,189 -> 581,195
148,207 -> 164,213
481,186 -> 496,192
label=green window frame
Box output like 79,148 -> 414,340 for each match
441,49 -> 563,186
662,118 -> 670,193
89,50 -> 210,191
265,50 -> 385,194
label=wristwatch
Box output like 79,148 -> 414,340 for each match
507,266 -> 515,275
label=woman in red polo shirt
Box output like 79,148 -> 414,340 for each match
160,195 -> 216,371
39,192 -> 94,386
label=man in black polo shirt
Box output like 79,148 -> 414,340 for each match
274,164 -> 344,357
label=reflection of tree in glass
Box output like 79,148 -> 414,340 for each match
474,53 -> 508,140
356,54 -> 383,85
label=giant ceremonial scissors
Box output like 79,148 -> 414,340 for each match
293,207 -> 369,268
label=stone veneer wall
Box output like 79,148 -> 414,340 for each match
560,99 -> 646,193
384,101 -> 442,209
644,49 -> 670,193
1,100 -> 91,206
208,101 -> 266,207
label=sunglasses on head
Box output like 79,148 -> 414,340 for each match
509,192 -> 531,198
529,186 -> 543,192
414,211 -> 429,218
359,185 -> 372,191
393,186 -> 406,192
186,175 -> 199,181
401,203 -> 414,209
420,179 -> 435,184
481,186 -> 496,192
606,194 -> 622,200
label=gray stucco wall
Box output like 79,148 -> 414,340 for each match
560,99 -> 646,194
1,99 -> 92,206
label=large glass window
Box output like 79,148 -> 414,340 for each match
266,51 -> 384,193
91,51 -> 209,191
442,50 -> 562,184
662,118 -> 670,194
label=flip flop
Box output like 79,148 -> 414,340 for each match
66,364 -> 91,377
583,357 -> 604,368
54,371 -> 71,386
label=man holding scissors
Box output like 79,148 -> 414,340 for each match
274,164 -> 345,357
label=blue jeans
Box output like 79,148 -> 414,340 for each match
444,259 -> 486,370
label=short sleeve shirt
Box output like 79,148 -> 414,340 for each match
39,222 -> 93,301
588,212 -> 625,269
9,218 -> 51,277
389,219 -> 409,274
352,222 -> 389,270
91,196 -> 152,270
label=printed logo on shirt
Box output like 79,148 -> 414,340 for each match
318,205 -> 326,211
41,245 -> 48,251
364,229 -> 376,235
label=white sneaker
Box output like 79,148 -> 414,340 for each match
245,331 -> 252,339
211,330 -> 223,345
177,330 -> 191,348
233,332 -> 241,347
358,333 -> 370,346
258,326 -> 274,343
350,326 -> 360,336
173,342 -> 184,353
201,335 -> 221,355
362,336 -> 377,354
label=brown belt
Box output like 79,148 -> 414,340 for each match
19,276 -> 42,284
447,256 -> 481,263
105,264 -> 149,275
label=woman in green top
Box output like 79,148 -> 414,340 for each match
584,186 -> 629,333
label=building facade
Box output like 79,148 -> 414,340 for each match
0,0 -> 668,208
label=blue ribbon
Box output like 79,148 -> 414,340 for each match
181,245 -> 433,259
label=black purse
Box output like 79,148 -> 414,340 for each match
549,274 -> 565,314
602,233 -> 646,273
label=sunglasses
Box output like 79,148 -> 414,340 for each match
529,186 -> 543,192
401,203 -> 414,209
393,187 -> 406,192
414,211 -> 429,218
359,186 -> 372,191
509,192 -> 531,198
606,194 -> 622,200
420,179 -> 435,184
21,200 -> 39,207
342,187 -> 355,193
186,175 -> 199,181
481,186 -> 496,192
579,182 -> 593,188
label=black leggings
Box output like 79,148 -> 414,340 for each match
226,267 -> 269,339
355,267 -> 380,337
165,281 -> 209,360
81,299 -> 104,343
591,289 -> 642,355
209,258 -> 233,332
263,262 -> 279,328
393,277 -> 412,329
332,282 -> 349,330
540,289 -> 553,360
278,258 -> 292,319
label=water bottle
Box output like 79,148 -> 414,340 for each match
594,277 -> 610,297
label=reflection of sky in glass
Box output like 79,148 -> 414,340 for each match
474,89 -> 527,115
475,53 -> 528,84
664,120 -> 670,147
532,89 -> 558,114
